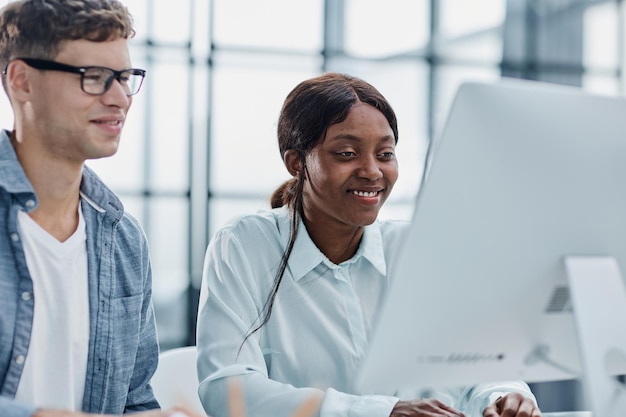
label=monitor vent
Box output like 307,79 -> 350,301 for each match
545,286 -> 572,313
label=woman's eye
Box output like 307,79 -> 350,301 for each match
379,152 -> 395,159
338,151 -> 356,157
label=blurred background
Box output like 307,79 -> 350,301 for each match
1,0 -> 624,412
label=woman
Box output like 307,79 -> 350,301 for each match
196,73 -> 541,417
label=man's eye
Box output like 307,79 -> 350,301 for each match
83,71 -> 109,82
118,71 -> 134,83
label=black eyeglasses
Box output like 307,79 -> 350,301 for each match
3,58 -> 146,96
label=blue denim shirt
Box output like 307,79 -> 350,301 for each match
0,130 -> 160,416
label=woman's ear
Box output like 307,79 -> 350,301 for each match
283,149 -> 303,178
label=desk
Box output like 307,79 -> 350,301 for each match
543,413 -> 592,417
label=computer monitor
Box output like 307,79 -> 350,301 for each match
356,79 -> 626,415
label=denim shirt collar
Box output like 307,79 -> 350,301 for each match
0,129 -> 124,221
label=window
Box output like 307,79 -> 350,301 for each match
1,1 -> 622,355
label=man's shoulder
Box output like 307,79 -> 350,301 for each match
79,166 -> 147,243
117,210 -> 146,235
80,164 -> 125,220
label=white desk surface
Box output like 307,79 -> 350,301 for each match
543,412 -> 592,417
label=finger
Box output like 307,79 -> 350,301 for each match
497,394 -> 537,417
499,397 -> 520,417
418,398 -> 464,416
483,403 -> 500,417
438,401 -> 466,416
513,398 -> 540,417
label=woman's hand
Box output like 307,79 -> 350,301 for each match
482,392 -> 541,417
390,398 -> 465,417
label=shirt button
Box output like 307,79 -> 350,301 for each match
24,199 -> 35,208
21,292 -> 31,301
10,233 -> 19,242
15,355 -> 25,365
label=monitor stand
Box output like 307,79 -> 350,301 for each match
565,256 -> 626,417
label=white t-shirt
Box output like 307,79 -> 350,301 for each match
14,205 -> 89,411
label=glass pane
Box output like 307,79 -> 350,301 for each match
148,53 -> 190,192
213,0 -> 323,51
121,0 -> 149,42
344,0 -> 430,58
583,1 -> 619,70
192,0 -> 211,58
433,65 -> 500,141
0,0 -> 11,125
437,0 -> 505,63
211,55 -> 320,195
149,196 -> 189,304
210,197 -> 272,237
436,27 -> 504,62
439,0 -> 505,38
0,92 -> 12,133
151,0 -> 192,44
115,195 -> 145,226
153,291 -> 188,349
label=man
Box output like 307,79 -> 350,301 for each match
0,1 -> 199,416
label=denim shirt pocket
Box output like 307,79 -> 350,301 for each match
108,293 -> 143,384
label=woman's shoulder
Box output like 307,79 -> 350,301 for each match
211,207 -> 287,247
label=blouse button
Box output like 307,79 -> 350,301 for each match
21,292 -> 32,301
10,233 -> 19,242
15,355 -> 25,365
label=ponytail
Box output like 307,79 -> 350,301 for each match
270,178 -> 298,209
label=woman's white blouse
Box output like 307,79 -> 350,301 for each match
196,206 -> 535,417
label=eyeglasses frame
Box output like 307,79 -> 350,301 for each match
2,57 -> 146,96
